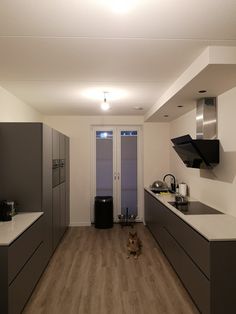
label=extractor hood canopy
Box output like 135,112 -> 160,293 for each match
171,97 -> 219,169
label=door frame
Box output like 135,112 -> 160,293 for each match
90,125 -> 143,223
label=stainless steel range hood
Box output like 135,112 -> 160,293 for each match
171,98 -> 220,169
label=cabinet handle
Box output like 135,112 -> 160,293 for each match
114,173 -> 116,180
117,172 -> 120,180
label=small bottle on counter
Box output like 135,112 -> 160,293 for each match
176,182 -> 179,194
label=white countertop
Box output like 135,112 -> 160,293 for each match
0,212 -> 43,246
145,188 -> 236,241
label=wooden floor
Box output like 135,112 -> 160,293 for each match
23,224 -> 199,314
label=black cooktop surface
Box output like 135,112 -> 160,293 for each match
168,201 -> 224,215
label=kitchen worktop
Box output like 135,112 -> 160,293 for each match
145,188 -> 236,241
0,212 -> 43,245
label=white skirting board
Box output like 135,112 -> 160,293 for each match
70,222 -> 92,227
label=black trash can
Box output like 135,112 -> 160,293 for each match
94,196 -> 113,228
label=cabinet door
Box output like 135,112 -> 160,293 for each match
60,182 -> 67,238
59,133 -> 66,183
0,123 -> 42,212
65,136 -> 70,227
52,185 -> 60,251
52,129 -> 60,160
59,133 -> 66,159
42,124 -> 53,260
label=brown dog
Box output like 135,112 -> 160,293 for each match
127,231 -> 142,259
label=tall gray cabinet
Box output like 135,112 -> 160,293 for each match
52,130 -> 70,250
0,122 -> 70,314
0,123 -> 53,261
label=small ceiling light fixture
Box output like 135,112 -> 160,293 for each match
177,105 -> 183,108
101,92 -> 110,111
164,114 -> 169,118
198,90 -> 207,94
133,106 -> 144,111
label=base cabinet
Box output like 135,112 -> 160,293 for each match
0,217 -> 45,314
145,190 -> 236,314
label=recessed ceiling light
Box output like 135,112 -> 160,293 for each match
177,105 -> 183,108
164,114 -> 169,117
133,106 -> 143,111
198,90 -> 207,94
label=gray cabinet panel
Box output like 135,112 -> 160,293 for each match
42,125 -> 53,260
59,133 -> 66,159
65,136 -> 70,227
161,200 -> 210,278
160,226 -> 210,314
53,185 -> 61,250
145,190 -> 210,313
0,123 -> 42,212
8,242 -> 45,314
8,217 -> 43,284
52,129 -> 60,160
210,241 -> 236,314
0,248 -> 8,314
60,182 -> 67,238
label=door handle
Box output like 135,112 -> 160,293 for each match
114,172 -> 117,180
117,172 -> 120,180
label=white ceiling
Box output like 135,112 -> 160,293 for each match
0,0 -> 236,115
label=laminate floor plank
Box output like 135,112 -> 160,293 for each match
23,224 -> 199,314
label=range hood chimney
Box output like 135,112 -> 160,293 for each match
171,97 -> 219,169
196,97 -> 217,139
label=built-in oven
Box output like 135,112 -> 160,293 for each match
52,159 -> 60,187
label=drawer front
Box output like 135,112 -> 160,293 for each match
8,242 -> 46,314
160,227 -> 210,314
8,216 -> 43,284
165,207 -> 210,278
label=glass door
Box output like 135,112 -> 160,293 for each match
96,130 -> 114,197
91,126 -> 142,222
119,130 -> 138,216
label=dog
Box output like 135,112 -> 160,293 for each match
127,231 -> 142,259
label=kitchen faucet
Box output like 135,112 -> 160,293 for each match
163,173 -> 176,193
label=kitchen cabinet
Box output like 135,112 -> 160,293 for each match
0,123 -> 70,313
0,216 -> 45,314
145,190 -> 236,314
52,130 -> 69,250
0,123 -> 53,262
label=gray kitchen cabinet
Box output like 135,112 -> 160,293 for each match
145,190 -> 236,314
0,216 -> 45,314
0,123 -> 53,262
59,132 -> 66,160
60,182 -> 67,237
65,136 -> 70,227
52,185 -> 61,251
52,131 -> 70,251
0,123 -> 70,313
52,128 -> 60,160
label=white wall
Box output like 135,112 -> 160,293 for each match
170,87 -> 236,217
44,115 -> 170,225
0,86 -> 42,122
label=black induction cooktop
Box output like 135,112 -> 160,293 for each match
168,201 -> 224,215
